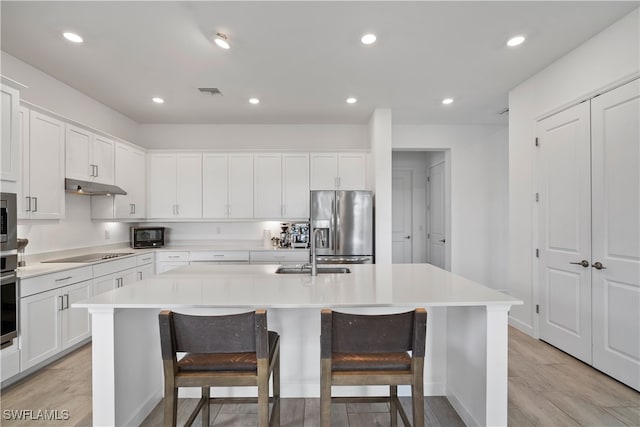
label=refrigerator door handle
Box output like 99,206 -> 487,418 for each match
335,196 -> 340,251
330,198 -> 335,251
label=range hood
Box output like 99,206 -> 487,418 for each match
65,178 -> 127,196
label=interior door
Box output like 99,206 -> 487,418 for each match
537,101 -> 592,363
428,162 -> 446,269
591,79 -> 640,390
392,170 -> 413,263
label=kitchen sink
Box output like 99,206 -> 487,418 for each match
275,266 -> 351,274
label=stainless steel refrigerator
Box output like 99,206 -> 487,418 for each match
310,190 -> 374,264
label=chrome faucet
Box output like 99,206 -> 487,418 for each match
310,228 -> 324,276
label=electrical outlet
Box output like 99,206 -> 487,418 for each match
105,228 -> 110,240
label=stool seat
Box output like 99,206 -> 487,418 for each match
332,352 -> 411,371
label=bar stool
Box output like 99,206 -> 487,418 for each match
158,310 -> 280,427
320,308 -> 427,427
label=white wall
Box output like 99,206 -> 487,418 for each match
138,124 -> 368,150
392,151 -> 428,263
370,109 -> 393,264
17,195 -> 129,256
392,125 -> 509,290
1,51 -> 139,142
508,9 -> 639,334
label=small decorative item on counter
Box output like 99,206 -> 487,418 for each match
271,237 -> 280,248
17,238 -> 29,267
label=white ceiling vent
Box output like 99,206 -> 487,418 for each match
198,87 -> 223,96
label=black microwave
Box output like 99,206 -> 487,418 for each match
130,227 -> 165,248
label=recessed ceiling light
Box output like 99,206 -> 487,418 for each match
63,32 -> 83,43
249,98 -> 260,105
361,34 -> 377,45
346,97 -> 357,104
507,35 -> 526,47
214,33 -> 230,50
442,98 -> 454,105
152,97 -> 164,104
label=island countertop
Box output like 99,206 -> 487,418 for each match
75,263 -> 522,309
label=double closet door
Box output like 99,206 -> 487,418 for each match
537,79 -> 639,391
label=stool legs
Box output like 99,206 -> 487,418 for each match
201,387 -> 210,427
390,385 -> 398,427
320,359 -> 332,427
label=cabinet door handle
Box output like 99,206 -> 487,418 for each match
64,294 -> 70,310
89,164 -> 94,177
138,271 -> 143,280
25,196 -> 31,212
95,164 -> 99,177
55,276 -> 73,282
32,197 -> 38,212
58,295 -> 64,311
176,205 -> 180,215
132,204 -> 136,214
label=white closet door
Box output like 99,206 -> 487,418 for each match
537,101 -> 592,363
591,79 -> 640,390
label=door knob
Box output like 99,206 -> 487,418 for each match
439,239 -> 446,243
592,262 -> 606,270
569,260 -> 590,268
404,235 -> 411,239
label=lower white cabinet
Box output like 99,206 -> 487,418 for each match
156,251 -> 189,274
93,267 -> 137,295
136,253 -> 155,280
20,279 -> 92,371
249,250 -> 309,265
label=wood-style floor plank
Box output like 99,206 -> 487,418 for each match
2,327 -> 639,426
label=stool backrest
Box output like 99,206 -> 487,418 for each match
321,309 -> 427,357
159,310 -> 269,360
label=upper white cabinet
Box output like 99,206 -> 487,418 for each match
91,141 -> 146,220
1,84 -> 20,183
254,153 -> 309,219
310,152 -> 367,190
148,152 -> 202,219
65,124 -> 115,184
203,153 -> 253,219
19,109 -> 65,219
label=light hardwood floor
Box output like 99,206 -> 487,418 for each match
0,327 -> 638,426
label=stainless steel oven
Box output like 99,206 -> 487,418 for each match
1,192 -> 17,252
1,254 -> 17,348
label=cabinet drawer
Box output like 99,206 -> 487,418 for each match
190,251 -> 249,262
21,266 -> 93,297
136,253 -> 155,266
93,256 -> 138,278
250,251 -> 309,263
157,251 -> 189,262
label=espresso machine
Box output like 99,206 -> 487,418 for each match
278,222 -> 310,248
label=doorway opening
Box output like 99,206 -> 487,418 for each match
391,150 -> 450,270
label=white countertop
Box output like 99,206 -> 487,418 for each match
75,263 -> 522,309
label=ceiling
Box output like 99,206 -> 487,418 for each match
1,1 -> 637,125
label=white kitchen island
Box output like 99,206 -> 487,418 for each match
75,263 -> 522,427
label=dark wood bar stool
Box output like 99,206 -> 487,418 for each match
158,310 -> 280,427
320,308 -> 427,427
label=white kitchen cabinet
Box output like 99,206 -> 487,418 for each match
65,125 -> 115,185
254,153 -> 310,219
310,152 -> 367,190
20,269 -> 92,371
136,253 -> 155,280
156,251 -> 189,274
19,109 -> 65,219
249,250 -> 309,265
254,153 -> 282,218
190,251 -> 250,264
1,83 -> 20,183
91,141 -> 146,219
93,256 -> 139,295
282,153 -> 310,218
148,152 -> 202,219
203,153 -> 253,219
93,268 -> 137,294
